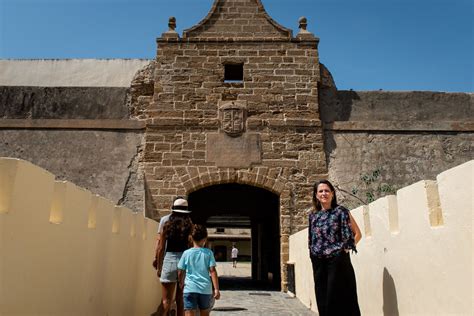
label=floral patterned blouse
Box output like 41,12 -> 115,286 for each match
308,205 -> 357,258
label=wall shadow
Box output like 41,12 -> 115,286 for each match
319,64 -> 358,177
144,175 -> 158,219
219,276 -> 278,291
383,267 -> 399,316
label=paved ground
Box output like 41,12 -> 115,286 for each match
211,262 -> 316,316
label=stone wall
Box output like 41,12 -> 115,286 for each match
319,86 -> 473,209
0,130 -> 143,210
321,90 -> 473,122
0,86 -> 130,119
0,83 -> 146,212
143,37 -> 324,289
143,40 -> 325,219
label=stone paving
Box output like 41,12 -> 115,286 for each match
211,262 -> 316,316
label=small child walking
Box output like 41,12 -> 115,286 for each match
178,224 -> 220,316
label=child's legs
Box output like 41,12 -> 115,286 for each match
199,309 -> 210,316
175,283 -> 184,316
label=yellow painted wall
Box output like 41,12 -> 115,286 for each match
289,160 -> 473,315
0,158 -> 161,315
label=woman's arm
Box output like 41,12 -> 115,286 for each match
155,231 -> 166,276
349,212 -> 362,244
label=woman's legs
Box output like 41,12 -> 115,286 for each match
311,256 -> 328,316
161,282 -> 176,316
342,254 -> 360,315
326,252 -> 360,316
160,252 -> 185,316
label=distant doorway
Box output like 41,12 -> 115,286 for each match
188,183 -> 280,290
214,245 -> 228,262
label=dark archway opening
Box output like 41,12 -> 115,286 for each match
188,183 -> 280,291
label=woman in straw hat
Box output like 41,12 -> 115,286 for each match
155,197 -> 193,316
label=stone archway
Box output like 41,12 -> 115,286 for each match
188,183 -> 281,290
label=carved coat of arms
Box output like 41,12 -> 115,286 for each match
219,101 -> 246,137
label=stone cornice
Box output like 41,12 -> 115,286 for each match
0,119 -> 145,130
156,37 -> 319,45
324,121 -> 474,132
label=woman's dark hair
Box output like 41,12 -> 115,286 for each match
163,212 -> 192,241
191,224 -> 208,242
312,179 -> 338,211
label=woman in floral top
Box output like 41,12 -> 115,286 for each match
308,180 -> 362,316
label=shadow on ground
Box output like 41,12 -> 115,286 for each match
219,276 -> 279,291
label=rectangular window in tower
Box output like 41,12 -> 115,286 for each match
224,63 -> 243,82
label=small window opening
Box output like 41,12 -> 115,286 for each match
224,64 -> 243,82
216,227 -> 225,233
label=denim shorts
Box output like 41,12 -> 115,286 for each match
160,252 -> 183,283
183,292 -> 213,310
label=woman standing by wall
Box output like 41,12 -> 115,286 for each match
308,180 -> 362,316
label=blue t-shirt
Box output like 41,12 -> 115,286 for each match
177,247 -> 216,294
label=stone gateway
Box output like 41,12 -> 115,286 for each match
134,0 -> 327,289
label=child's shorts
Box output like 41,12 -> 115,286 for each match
183,292 -> 213,310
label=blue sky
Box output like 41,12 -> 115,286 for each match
0,0 -> 472,92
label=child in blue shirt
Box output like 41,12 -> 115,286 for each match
178,224 -> 220,316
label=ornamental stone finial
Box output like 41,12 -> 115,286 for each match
168,16 -> 177,32
296,16 -> 318,41
162,16 -> 179,39
298,16 -> 310,34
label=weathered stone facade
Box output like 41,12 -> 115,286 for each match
131,0 -> 326,289
0,85 -> 146,211
319,84 -> 473,209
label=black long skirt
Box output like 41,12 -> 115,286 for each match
311,251 -> 361,316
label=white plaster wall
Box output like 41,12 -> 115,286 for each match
289,160 -> 473,316
0,59 -> 151,87
288,227 -> 317,312
0,158 -> 161,315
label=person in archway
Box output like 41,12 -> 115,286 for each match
231,244 -> 239,268
154,197 -> 193,316
308,180 -> 362,316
